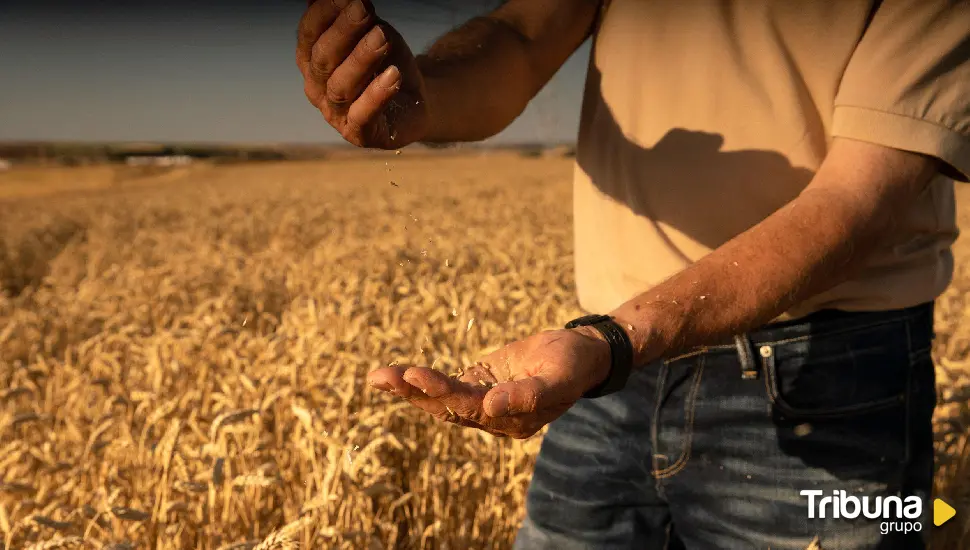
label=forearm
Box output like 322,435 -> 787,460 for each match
612,188 -> 884,365
416,1 -> 600,143
417,18 -> 539,142
609,140 -> 938,366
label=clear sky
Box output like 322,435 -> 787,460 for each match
0,1 -> 591,145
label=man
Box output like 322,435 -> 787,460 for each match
296,1 -> 970,548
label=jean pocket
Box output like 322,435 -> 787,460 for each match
761,322 -> 912,421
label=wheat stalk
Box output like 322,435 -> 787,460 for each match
0,154 -> 964,550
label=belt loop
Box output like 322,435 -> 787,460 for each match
734,334 -> 760,380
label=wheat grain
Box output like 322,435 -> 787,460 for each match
208,409 -> 258,440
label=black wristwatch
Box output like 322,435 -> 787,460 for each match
564,314 -> 635,399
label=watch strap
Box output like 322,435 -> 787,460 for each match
564,314 -> 635,399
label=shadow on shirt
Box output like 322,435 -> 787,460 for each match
574,62 -> 937,488
575,61 -> 816,253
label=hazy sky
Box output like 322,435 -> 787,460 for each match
0,1 -> 591,144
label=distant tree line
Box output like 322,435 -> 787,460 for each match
0,141 -> 577,167
0,143 -> 332,166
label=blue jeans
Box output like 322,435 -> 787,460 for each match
514,303 -> 936,550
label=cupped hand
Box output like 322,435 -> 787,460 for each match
367,327 -> 612,439
297,0 -> 429,148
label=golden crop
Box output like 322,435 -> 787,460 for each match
0,154 -> 967,549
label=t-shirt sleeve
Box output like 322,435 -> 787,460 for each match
832,0 -> 970,182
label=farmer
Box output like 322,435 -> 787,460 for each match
296,1 -> 970,548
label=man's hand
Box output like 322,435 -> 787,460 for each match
297,0 -> 429,148
367,328 -> 612,439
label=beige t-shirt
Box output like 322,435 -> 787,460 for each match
573,0 -> 970,320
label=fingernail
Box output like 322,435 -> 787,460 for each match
377,65 -> 400,88
365,26 -> 386,49
377,65 -> 401,88
345,0 -> 367,24
402,373 -> 428,395
488,392 -> 510,417
371,381 -> 393,393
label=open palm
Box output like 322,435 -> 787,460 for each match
367,328 -> 611,439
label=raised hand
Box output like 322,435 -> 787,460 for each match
297,0 -> 429,148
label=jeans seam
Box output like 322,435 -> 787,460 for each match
665,348 -> 712,363
909,346 -> 932,361
760,337 -> 912,420
762,348 -> 776,406
653,358 -> 704,479
902,319 -> 914,466
765,381 -> 905,420
651,362 -> 670,496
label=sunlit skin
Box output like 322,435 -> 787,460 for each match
369,326 -> 611,439
297,0 -> 428,148
299,0 -> 941,439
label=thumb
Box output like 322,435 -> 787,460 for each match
483,375 -> 574,418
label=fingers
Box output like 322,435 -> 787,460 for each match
368,366 -> 549,439
400,367 -> 547,438
308,0 -> 375,90
401,367 -> 484,405
371,367 -> 507,436
297,0 -> 348,75
484,376 -> 566,418
326,26 -> 391,110
367,365 -> 424,399
297,0 -> 420,148
401,367 -> 502,422
369,365 -> 481,418
343,66 -> 401,139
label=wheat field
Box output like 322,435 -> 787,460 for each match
0,153 -> 967,550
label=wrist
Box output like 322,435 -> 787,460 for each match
564,315 -> 636,398
607,304 -> 675,367
413,57 -> 447,144
568,325 -> 613,389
